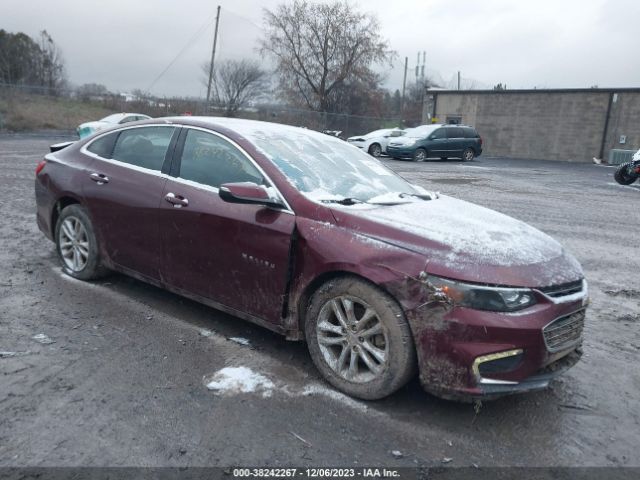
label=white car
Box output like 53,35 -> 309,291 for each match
346,128 -> 405,157
77,113 -> 151,139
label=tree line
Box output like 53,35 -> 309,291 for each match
202,0 -> 433,123
1,1 -> 433,124
0,29 -> 66,94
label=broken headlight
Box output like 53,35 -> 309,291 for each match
427,275 -> 536,312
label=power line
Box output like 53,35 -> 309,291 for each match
145,11 -> 217,94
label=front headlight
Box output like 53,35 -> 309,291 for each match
427,275 -> 536,312
403,139 -> 417,146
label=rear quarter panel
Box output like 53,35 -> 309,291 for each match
35,144 -> 95,240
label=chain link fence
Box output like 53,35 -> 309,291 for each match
0,82 -> 423,137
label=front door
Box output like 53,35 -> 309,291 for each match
428,127 -> 448,157
82,125 -> 178,281
159,128 -> 295,325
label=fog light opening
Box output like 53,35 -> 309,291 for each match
472,349 -> 524,385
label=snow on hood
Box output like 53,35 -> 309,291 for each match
332,195 -> 583,287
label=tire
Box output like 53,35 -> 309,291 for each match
305,276 -> 416,400
614,162 -> 638,185
462,148 -> 475,161
413,148 -> 427,162
368,143 -> 382,157
55,204 -> 108,280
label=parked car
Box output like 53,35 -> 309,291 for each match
347,128 -> 405,157
77,113 -> 151,139
387,124 -> 483,161
35,117 -> 587,401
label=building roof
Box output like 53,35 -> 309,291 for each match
426,87 -> 640,95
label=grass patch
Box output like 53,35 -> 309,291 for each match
0,92 -> 117,132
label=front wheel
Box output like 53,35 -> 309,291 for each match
55,204 -> 108,280
614,162 -> 638,185
305,277 -> 416,400
368,143 -> 382,157
413,148 -> 427,162
462,148 -> 475,161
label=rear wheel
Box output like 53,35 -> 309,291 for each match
413,148 -> 427,162
462,148 -> 475,161
55,204 -> 108,280
305,277 -> 416,400
368,143 -> 382,157
614,162 -> 638,185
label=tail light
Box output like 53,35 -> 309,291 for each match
35,160 -> 46,175
479,136 -> 483,146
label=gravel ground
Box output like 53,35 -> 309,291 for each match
0,134 -> 639,468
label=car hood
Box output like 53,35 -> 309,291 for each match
329,195 -> 583,288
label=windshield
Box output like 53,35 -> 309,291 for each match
406,126 -> 438,138
99,114 -> 125,124
242,125 -> 423,203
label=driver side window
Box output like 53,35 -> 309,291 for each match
430,128 -> 446,140
178,129 -> 264,189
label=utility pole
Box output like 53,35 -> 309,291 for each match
401,56 -> 408,124
206,5 -> 221,107
457,71 -> 461,91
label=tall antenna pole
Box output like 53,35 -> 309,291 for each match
457,71 -> 461,90
401,56 -> 408,124
206,5 -> 221,106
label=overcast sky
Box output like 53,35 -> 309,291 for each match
2,0 -> 638,97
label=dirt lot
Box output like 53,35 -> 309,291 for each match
0,134 -> 639,468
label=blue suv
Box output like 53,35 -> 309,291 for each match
386,124 -> 483,161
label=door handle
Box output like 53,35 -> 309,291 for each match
89,172 -> 109,185
164,192 -> 189,208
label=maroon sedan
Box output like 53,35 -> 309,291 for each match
35,117 -> 588,400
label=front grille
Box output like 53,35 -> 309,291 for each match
539,280 -> 583,298
543,310 -> 585,352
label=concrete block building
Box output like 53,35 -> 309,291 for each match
422,88 -> 640,162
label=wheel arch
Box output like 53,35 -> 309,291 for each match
295,269 -> 405,338
51,195 -> 83,238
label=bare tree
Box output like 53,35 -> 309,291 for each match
260,0 -> 394,112
201,59 -> 267,117
35,30 -> 66,94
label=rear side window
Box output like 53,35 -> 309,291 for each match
112,126 -> 176,171
86,132 -> 118,158
463,127 -> 478,138
446,127 -> 464,138
178,129 -> 264,188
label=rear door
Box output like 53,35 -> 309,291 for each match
81,125 -> 178,281
159,127 -> 295,325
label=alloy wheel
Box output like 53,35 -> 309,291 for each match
58,216 -> 90,272
316,295 -> 389,383
414,149 -> 426,161
369,144 -> 382,157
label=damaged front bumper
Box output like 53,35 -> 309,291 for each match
383,274 -> 588,401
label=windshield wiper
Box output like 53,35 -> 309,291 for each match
399,192 -> 438,200
320,197 -> 365,205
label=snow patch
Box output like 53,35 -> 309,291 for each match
229,337 -> 251,346
205,367 -> 274,397
31,334 -> 55,345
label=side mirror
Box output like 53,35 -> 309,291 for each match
219,182 -> 285,209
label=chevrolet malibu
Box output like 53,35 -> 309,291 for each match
35,117 -> 588,400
